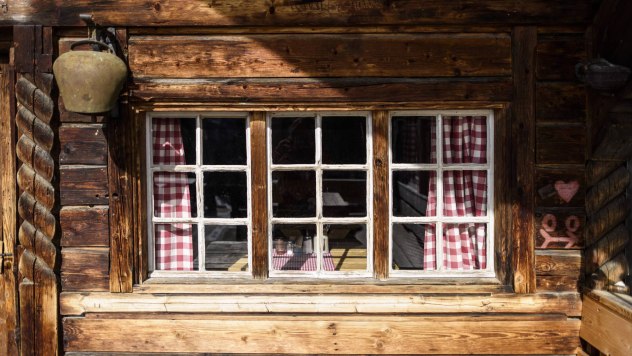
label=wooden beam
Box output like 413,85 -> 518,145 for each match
250,112 -> 268,279
63,315 -> 581,354
60,206 -> 110,247
59,291 -> 582,317
61,248 -> 109,292
1,1 -> 595,27
580,295 -> 632,356
372,110 -> 389,280
511,27 -> 537,293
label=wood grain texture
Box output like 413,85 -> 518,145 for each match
535,124 -> 586,165
580,295 -> 632,356
62,316 -> 581,354
535,250 -> 582,278
59,292 -> 581,317
1,1 -> 595,27
586,166 -> 630,216
250,112 -> 268,279
60,125 -> 108,165
535,209 -> 585,249
60,206 -> 110,247
511,27 -> 537,294
0,63 -> 19,356
536,35 -> 585,81
61,248 -> 109,292
494,107 -> 512,285
535,169 -> 585,208
129,34 -> 511,79
586,225 -> 629,274
372,111 -> 389,280
585,195 -> 630,247
536,82 -> 585,124
60,167 -> 109,206
132,78 -> 514,103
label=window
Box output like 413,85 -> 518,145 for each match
146,110 -> 493,279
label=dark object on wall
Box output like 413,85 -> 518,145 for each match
575,59 -> 631,92
53,39 -> 127,113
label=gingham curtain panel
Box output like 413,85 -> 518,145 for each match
424,116 -> 488,270
153,118 -> 194,271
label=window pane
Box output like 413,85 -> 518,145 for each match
322,116 -> 366,164
154,223 -> 197,271
153,172 -> 197,218
272,171 -> 316,217
202,118 -> 247,165
152,117 -> 196,165
442,116 -> 487,164
271,224 -> 317,271
322,171 -> 366,218
443,223 -> 487,270
391,116 -> 435,164
443,170 -> 487,217
392,223 -> 430,270
324,224 -> 367,271
392,171 -> 435,217
272,117 -> 315,164
205,225 -> 248,271
203,172 -> 247,218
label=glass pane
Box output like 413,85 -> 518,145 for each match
391,116 -> 435,164
442,116 -> 487,164
203,172 -> 247,218
154,223 -> 198,271
153,172 -> 197,218
271,117 -> 315,164
205,225 -> 248,271
443,223 -> 487,270
271,224 -> 317,271
272,171 -> 316,217
322,171 -> 366,217
202,118 -> 247,165
392,223 -> 430,270
392,171 -> 434,217
324,224 -> 367,271
443,170 -> 487,217
322,116 -> 366,164
152,117 -> 196,165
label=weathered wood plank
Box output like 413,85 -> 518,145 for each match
535,209 -> 585,249
60,206 -> 109,247
536,82 -> 585,124
585,225 -> 629,274
580,295 -> 632,356
62,316 -> 581,354
585,195 -> 630,246
535,124 -> 585,165
250,112 -> 267,279
586,166 -> 630,216
59,292 -> 582,317
536,35 -> 585,81
511,27 -> 537,294
60,167 -> 109,206
372,110 -> 389,280
586,160 -> 621,187
60,125 -> 108,165
129,34 -> 511,78
536,275 -> 579,292
535,250 -> 582,278
535,169 -> 585,207
132,78 -> 514,103
61,248 -> 109,292
494,107 -> 512,285
2,1 -> 595,27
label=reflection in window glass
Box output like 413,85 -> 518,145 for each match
322,171 -> 366,217
392,224 -> 428,270
154,223 -> 198,271
272,117 -> 315,164
271,224 -> 317,271
202,118 -> 247,165
205,225 -> 248,271
203,172 -> 247,218
325,224 -> 367,271
392,171 -> 434,217
321,116 -> 366,164
272,171 -> 316,217
391,116 -> 435,164
153,172 -> 197,218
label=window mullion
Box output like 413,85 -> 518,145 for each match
315,114 -> 323,273
196,115 -> 206,272
435,114 -> 444,272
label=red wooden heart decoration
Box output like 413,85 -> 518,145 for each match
554,180 -> 580,203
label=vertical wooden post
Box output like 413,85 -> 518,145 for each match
14,25 -> 59,354
251,112 -> 268,279
511,27 -> 537,293
372,111 -> 389,280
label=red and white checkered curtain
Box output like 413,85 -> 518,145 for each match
153,118 -> 194,271
424,116 -> 487,270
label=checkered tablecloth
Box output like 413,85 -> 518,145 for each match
273,252 -> 336,271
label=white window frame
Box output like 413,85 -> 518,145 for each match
267,111 -> 374,278
389,110 -> 495,278
146,112 -> 252,278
